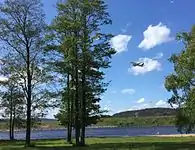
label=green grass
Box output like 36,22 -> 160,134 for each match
0,136 -> 195,150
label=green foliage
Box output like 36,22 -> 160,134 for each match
0,0 -> 115,146
113,108 -> 177,117
97,116 -> 175,127
164,25 -> 195,133
0,0 -> 54,146
47,0 -> 115,145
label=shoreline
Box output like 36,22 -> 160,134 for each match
0,126 -> 118,132
151,134 -> 195,137
0,125 -> 176,132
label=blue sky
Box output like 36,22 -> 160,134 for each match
43,0 -> 195,118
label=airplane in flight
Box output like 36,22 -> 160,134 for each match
130,61 -> 144,67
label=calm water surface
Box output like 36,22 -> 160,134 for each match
0,126 -> 181,140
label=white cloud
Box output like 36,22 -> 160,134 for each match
154,52 -> 163,59
121,88 -> 136,95
0,60 -> 4,65
0,107 -> 6,119
0,76 -> 8,82
121,29 -> 127,33
95,102 -> 100,105
138,22 -> 173,50
127,108 -> 133,111
172,104 -> 178,108
143,103 -> 149,107
137,98 -> 145,103
170,0 -> 174,4
155,100 -> 169,107
103,105 -> 111,112
129,103 -> 150,111
155,100 -> 178,108
115,98 -> 179,114
46,108 -> 59,119
128,57 -> 162,75
116,104 -> 149,114
110,34 -> 132,53
90,67 -> 98,71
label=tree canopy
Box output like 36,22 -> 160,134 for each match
165,25 -> 195,133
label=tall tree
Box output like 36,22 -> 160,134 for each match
0,82 -> 25,140
165,25 -> 195,133
0,0 -> 49,146
46,0 -> 115,146
46,0 -> 82,144
49,0 -> 115,146
78,0 -> 116,145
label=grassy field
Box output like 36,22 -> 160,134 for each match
0,136 -> 195,150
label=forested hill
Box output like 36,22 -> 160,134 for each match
113,108 -> 177,117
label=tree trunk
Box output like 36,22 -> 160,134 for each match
67,71 -> 72,143
80,50 -> 86,146
25,46 -> 32,147
74,60 -> 80,145
9,88 -> 14,140
80,14 -> 87,146
9,112 -> 12,140
12,103 -> 16,140
70,79 -> 74,143
9,98 -> 13,140
80,67 -> 86,146
74,33 -> 80,146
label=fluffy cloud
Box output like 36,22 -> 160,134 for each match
46,108 -> 59,119
129,103 -> 150,111
121,88 -> 136,95
128,57 -> 161,75
0,76 -> 8,82
155,100 -> 179,108
137,98 -> 145,103
116,103 -> 149,114
95,101 -> 100,105
103,105 -> 112,112
155,100 -> 169,107
115,98 -> 179,115
138,22 -> 173,50
110,34 -> 132,53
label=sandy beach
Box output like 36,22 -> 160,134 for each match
152,134 -> 195,137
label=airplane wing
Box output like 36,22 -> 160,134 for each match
138,62 -> 144,66
130,61 -> 144,67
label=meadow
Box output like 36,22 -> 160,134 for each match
0,136 -> 195,150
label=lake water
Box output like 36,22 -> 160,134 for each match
0,126 -> 181,140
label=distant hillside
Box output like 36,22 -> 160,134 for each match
113,108 -> 177,117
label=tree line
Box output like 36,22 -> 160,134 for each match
0,0 -> 115,147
